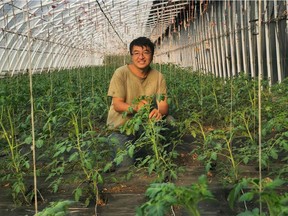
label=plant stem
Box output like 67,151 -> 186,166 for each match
148,119 -> 159,161
71,112 -> 90,178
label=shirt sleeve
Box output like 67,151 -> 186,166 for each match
107,70 -> 126,99
159,73 -> 167,96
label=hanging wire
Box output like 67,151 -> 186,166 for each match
25,0 -> 38,213
95,0 -> 125,47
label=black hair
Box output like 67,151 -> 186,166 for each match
129,37 -> 155,56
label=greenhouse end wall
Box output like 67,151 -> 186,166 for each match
154,1 -> 288,84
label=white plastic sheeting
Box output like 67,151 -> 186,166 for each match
0,0 -> 189,76
154,0 -> 288,84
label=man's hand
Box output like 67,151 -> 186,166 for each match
149,108 -> 162,120
135,100 -> 148,112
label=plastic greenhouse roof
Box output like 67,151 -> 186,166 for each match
0,0 -> 189,74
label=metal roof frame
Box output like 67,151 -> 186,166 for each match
0,0 -> 190,75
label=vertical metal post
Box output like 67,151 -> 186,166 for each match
219,2 -> 227,78
228,1 -> 236,76
241,0 -> 249,74
248,1 -> 256,77
211,3 -> 219,77
264,0 -> 273,85
234,1 -> 242,74
274,0 -> 283,82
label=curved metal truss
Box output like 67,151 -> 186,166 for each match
0,0 -> 189,76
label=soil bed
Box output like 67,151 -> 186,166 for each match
0,135 -> 279,216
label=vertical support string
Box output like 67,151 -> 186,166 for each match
25,0 -> 38,213
257,0 -> 263,214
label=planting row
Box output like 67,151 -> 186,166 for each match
0,64 -> 287,215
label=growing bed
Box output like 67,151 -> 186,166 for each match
0,65 -> 287,215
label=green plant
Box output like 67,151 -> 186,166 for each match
120,95 -> 181,181
182,112 -> 208,147
45,104 -> 109,206
1,64 -> 287,213
198,128 -> 242,184
35,200 -> 74,216
136,175 -> 214,216
0,105 -> 30,204
0,66 -> 114,207
228,177 -> 288,215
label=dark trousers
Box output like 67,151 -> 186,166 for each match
108,115 -> 176,167
108,132 -> 135,167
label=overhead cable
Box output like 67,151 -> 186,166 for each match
95,0 -> 126,47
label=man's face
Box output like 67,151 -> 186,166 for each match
131,45 -> 153,70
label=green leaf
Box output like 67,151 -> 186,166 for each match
115,154 -> 124,165
264,178 -> 285,190
128,145 -> 135,158
85,160 -> 92,169
59,146 -> 66,153
197,154 -> 207,161
148,163 -> 155,174
134,123 -> 140,131
239,191 -> 254,202
24,136 -> 32,144
97,174 -> 103,184
243,156 -> 249,164
55,212 -> 66,216
24,160 -> 30,169
35,200 -> 74,216
84,197 -> 91,207
68,152 -> 79,162
228,180 -> 248,209
147,204 -> 168,216
126,171 -> 133,181
36,139 -> 44,148
270,148 -> 278,159
210,152 -> 217,160
215,143 -> 222,150
205,163 -> 211,172
190,130 -> 197,138
170,170 -> 178,180
126,127 -> 132,135
74,188 -> 82,201
103,162 -> 113,172
52,116 -> 57,124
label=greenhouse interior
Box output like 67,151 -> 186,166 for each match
0,0 -> 287,215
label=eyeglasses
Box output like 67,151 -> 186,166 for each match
132,51 -> 152,58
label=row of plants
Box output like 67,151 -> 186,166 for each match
133,64 -> 288,215
159,64 -> 288,215
0,63 -> 287,215
0,66 -> 115,207
169,64 -> 288,178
